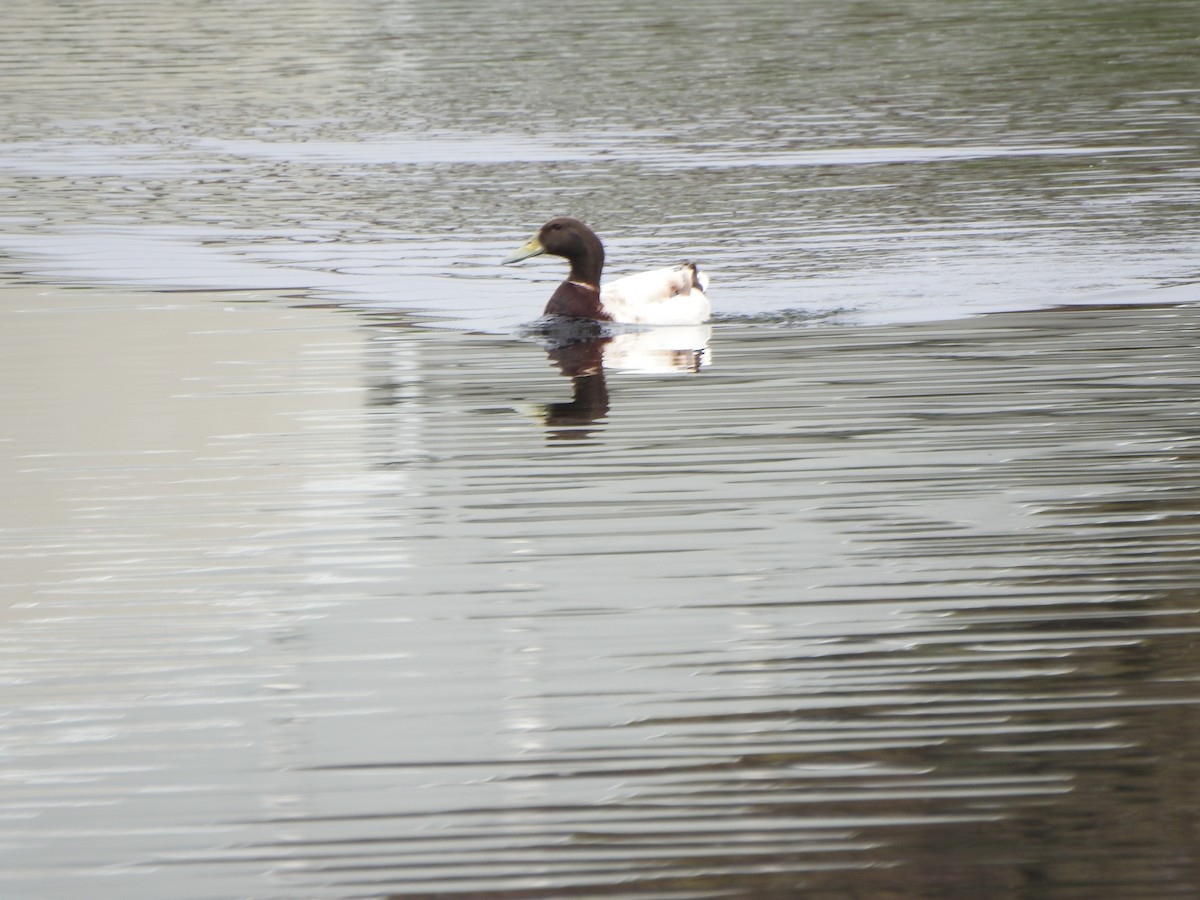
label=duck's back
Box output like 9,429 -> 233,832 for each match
600,264 -> 711,325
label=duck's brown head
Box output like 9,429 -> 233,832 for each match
503,217 -> 605,289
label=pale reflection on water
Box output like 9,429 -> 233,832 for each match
2,288 -> 1200,898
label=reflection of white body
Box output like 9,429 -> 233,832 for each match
600,266 -> 712,326
602,325 -> 713,374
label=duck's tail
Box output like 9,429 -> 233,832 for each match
682,262 -> 709,294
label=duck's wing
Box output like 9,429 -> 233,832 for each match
599,263 -> 711,325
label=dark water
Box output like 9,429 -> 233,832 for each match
2,1 -> 1200,898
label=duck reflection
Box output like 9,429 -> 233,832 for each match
355,312 -> 711,441
601,324 -> 712,375
536,339 -> 610,435
526,323 -> 712,439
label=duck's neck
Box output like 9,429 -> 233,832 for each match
564,229 -> 604,289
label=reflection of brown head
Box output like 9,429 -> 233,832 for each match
542,373 -> 609,432
540,337 -> 610,434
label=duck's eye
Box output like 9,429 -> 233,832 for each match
550,223 -> 562,231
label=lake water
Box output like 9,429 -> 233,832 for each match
2,1 -> 1200,898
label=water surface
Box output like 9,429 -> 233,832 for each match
2,1 -> 1200,898
4,288 -> 1200,898
1,0 -> 1197,326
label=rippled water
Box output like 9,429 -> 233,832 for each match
3,1 -> 1200,898
5,291 -> 1200,898
2,0 -> 1199,325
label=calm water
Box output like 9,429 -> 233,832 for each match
2,1 -> 1200,898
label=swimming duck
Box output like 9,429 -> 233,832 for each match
502,217 -> 711,325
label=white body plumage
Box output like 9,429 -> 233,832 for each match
600,264 -> 711,326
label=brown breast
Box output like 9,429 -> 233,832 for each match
543,281 -> 612,321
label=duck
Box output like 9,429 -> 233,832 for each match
502,217 -> 711,325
